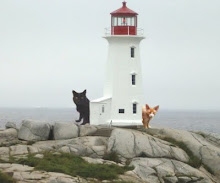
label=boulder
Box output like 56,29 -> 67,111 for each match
10,145 -> 29,156
107,129 -> 189,162
146,127 -> 220,179
0,147 -> 10,161
18,120 -> 51,141
58,136 -> 108,158
5,122 -> 17,129
195,131 -> 220,147
130,158 -> 212,183
0,128 -> 18,145
79,124 -> 98,137
0,163 -> 87,183
53,122 -> 78,140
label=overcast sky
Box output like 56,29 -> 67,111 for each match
0,0 -> 220,110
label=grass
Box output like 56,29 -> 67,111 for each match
103,151 -> 121,163
0,171 -> 15,183
162,137 -> 201,168
15,152 -> 133,180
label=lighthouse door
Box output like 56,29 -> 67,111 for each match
99,104 -> 106,124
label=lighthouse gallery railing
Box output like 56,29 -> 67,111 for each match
104,27 -> 144,36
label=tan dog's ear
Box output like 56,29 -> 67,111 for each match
154,105 -> 159,111
146,104 -> 150,110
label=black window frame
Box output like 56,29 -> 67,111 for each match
132,74 -> 136,85
131,47 -> 135,58
102,105 -> 105,113
119,109 -> 125,114
133,103 -> 137,114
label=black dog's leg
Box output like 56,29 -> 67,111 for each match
81,116 -> 89,125
76,113 -> 83,122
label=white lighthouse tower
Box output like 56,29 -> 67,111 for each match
90,1 -> 145,126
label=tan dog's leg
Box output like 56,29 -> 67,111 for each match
143,119 -> 148,129
147,120 -> 150,128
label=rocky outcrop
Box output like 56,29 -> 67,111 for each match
0,128 -> 18,146
146,128 -> 220,180
196,131 -> 220,147
108,129 -> 189,162
0,136 -> 108,159
18,120 -> 51,141
130,158 -> 213,183
53,122 -> 78,140
79,124 -> 98,137
58,136 -> 108,158
0,163 -> 87,183
5,122 -> 17,129
0,123 -> 219,183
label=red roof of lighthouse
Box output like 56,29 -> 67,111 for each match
111,1 -> 138,16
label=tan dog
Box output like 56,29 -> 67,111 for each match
142,104 -> 159,128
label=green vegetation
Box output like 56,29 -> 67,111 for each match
0,171 -> 15,183
162,137 -> 201,168
103,151 -> 121,163
15,152 -> 133,180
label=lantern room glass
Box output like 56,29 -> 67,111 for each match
112,17 -> 135,26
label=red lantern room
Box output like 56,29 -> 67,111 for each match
110,1 -> 138,35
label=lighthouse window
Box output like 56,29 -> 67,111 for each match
131,47 -> 135,58
132,74 -> 136,85
118,18 -> 122,25
102,105 -> 105,113
118,17 -> 127,26
119,109 -> 125,113
133,103 -> 137,114
130,17 -> 135,26
113,17 -> 117,26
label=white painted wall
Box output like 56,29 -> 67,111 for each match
90,35 -> 145,126
90,98 -> 112,125
104,35 -> 145,125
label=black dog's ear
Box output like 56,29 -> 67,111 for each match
72,90 -> 77,95
82,89 -> 87,95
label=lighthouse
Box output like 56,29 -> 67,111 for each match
90,1 -> 145,126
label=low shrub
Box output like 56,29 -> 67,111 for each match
0,171 -> 15,183
103,151 -> 121,163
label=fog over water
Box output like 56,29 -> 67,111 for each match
0,0 -> 220,110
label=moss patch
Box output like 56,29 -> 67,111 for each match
15,152 -> 133,180
0,171 -> 15,183
103,151 -> 121,163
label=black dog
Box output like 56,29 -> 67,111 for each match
72,90 -> 90,125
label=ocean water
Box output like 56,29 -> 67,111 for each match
0,108 -> 219,134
